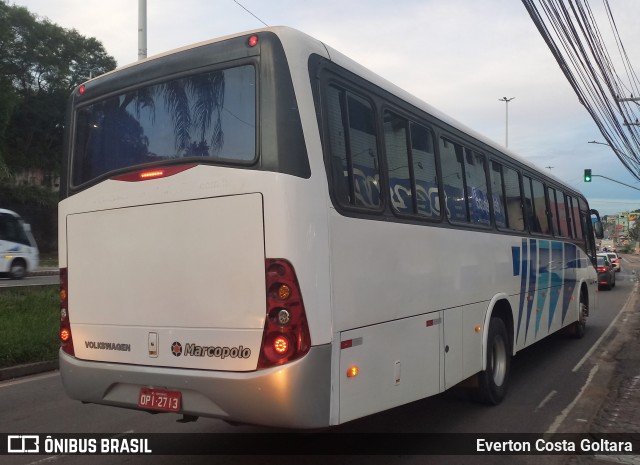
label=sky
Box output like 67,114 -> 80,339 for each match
12,0 -> 640,215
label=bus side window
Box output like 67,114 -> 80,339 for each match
548,187 -> 560,236
326,85 -> 351,205
490,161 -> 507,228
503,167 -> 525,231
326,84 -> 381,209
556,191 -> 570,237
531,178 -> 550,235
464,149 -> 490,225
0,213 -> 29,246
410,123 -> 439,218
440,138 -> 467,222
384,111 -> 413,214
569,195 -> 583,239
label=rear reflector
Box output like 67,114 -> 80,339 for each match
60,267 -> 75,356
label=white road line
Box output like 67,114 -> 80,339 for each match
25,456 -> 59,465
0,371 -> 58,389
572,283 -> 637,373
535,390 -> 557,411
547,364 -> 599,434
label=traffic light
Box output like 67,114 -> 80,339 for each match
584,169 -> 592,182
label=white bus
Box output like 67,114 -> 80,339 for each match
0,208 -> 39,279
59,27 -> 603,428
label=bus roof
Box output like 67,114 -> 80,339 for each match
84,26 -> 584,200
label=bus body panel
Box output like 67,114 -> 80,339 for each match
330,208 -> 596,417
338,312 -> 442,423
59,343 -> 332,429
66,193 -> 266,369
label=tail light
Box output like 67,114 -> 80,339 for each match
257,259 -> 311,369
596,266 -> 607,273
60,267 -> 75,356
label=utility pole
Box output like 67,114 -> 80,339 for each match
615,96 -> 640,126
138,0 -> 147,61
498,97 -> 515,148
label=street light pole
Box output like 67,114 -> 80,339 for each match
498,97 -> 515,148
138,0 -> 147,61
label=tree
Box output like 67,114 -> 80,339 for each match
0,1 -> 116,184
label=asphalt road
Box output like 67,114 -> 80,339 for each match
0,274 -> 58,288
1,259 -> 637,464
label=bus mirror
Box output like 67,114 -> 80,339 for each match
594,221 -> 604,239
590,209 -> 604,239
24,223 -> 32,232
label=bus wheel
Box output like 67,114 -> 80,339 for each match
571,301 -> 587,339
474,317 -> 510,405
9,259 -> 27,280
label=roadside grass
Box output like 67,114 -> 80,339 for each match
39,253 -> 59,268
0,286 -> 58,368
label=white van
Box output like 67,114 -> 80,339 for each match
0,208 -> 39,279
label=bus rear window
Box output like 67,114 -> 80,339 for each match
72,65 -> 256,186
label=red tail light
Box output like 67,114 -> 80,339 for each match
596,266 -> 607,273
60,267 -> 75,356
112,164 -> 197,182
257,259 -> 311,369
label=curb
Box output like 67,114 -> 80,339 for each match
31,268 -> 59,277
0,360 -> 59,381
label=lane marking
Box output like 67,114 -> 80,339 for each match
25,456 -> 59,465
572,283 -> 637,373
535,390 -> 557,411
547,364 -> 599,434
0,371 -> 58,389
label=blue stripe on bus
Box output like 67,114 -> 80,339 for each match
515,238 -> 528,343
535,240 -> 550,338
548,241 -> 563,330
561,243 -> 577,323
512,246 -> 520,276
524,239 -> 537,343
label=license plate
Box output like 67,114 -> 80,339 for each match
138,387 -> 181,412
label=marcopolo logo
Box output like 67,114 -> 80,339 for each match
171,341 -> 182,357
170,342 -> 251,359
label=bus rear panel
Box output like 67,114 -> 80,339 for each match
59,29 -> 332,428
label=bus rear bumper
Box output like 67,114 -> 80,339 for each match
59,344 -> 331,429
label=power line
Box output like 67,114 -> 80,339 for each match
521,0 -> 640,181
232,0 -> 269,28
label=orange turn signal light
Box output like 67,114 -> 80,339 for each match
347,366 -> 359,378
60,328 -> 71,343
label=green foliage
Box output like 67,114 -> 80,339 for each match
0,0 -> 116,181
0,184 -> 58,207
0,286 -> 59,368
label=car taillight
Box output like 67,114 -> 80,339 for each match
257,259 -> 311,369
597,266 -> 607,273
60,267 -> 75,356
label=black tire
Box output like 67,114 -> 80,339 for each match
9,259 -> 27,280
474,317 -> 511,405
570,300 -> 587,339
